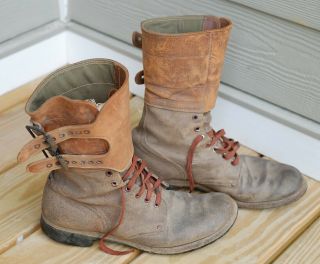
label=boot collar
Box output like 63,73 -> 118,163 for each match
18,59 -> 133,174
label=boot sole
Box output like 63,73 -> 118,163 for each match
167,179 -> 308,209
40,217 -> 97,247
40,204 -> 237,255
235,178 -> 308,209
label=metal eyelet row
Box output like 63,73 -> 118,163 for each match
192,114 -> 202,132
126,186 -> 159,208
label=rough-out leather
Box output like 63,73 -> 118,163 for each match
135,15 -> 232,113
133,105 -> 307,208
132,16 -> 307,209
17,59 -> 238,254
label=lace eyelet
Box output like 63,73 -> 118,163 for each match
135,194 -> 140,199
154,203 -> 159,208
192,115 -> 198,120
105,170 -> 113,177
144,199 -> 150,203
125,187 -> 131,192
111,181 -> 118,187
194,127 -> 200,132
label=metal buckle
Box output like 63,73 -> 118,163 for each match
25,124 -> 68,169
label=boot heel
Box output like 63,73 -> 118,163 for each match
40,217 -> 97,247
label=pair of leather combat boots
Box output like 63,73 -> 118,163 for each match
18,16 -> 307,255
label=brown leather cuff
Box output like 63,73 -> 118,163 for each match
135,15 -> 232,113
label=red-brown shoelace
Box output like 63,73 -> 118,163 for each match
186,129 -> 240,192
99,155 -> 162,255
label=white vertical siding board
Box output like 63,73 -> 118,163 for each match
68,0 -> 320,123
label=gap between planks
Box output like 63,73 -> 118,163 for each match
274,217 -> 320,263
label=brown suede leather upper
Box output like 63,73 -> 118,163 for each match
134,16 -> 232,112
18,59 -> 133,174
133,105 -> 307,209
17,58 -> 238,255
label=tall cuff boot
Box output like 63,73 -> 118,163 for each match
18,59 -> 238,255
132,16 -> 307,209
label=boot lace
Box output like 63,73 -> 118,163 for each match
186,129 -> 240,192
99,155 -> 163,255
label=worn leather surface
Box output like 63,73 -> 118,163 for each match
18,59 -> 133,173
43,169 -> 237,247
133,105 -> 307,207
18,59 -> 238,252
136,15 -> 232,112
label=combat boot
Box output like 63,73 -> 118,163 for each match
18,59 -> 238,255
132,16 -> 307,209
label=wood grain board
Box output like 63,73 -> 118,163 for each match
69,0 -> 320,122
0,102 -> 34,173
274,218 -> 320,264
0,230 -> 140,264
0,164 -> 46,254
0,77 -> 42,113
0,93 -> 319,263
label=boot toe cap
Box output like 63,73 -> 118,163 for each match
165,191 -> 238,248
275,165 -> 307,201
238,156 -> 307,208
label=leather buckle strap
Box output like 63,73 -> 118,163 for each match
132,31 -> 142,48
26,154 -> 110,173
18,124 -> 95,163
18,123 -> 107,173
25,124 -> 68,169
18,121 -> 134,174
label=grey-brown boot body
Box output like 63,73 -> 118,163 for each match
18,59 -> 238,255
133,106 -> 307,209
132,16 -> 307,209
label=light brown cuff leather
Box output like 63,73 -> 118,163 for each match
18,59 -> 133,174
135,15 -> 232,113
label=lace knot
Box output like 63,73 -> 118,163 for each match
186,129 -> 240,192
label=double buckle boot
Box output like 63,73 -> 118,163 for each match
18,59 -> 238,255
132,16 -> 307,209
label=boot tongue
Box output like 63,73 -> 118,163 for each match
86,99 -> 104,111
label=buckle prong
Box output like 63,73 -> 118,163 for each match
25,124 -> 68,169
26,125 -> 49,158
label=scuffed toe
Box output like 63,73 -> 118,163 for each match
164,191 -> 238,248
276,165 -> 307,202
236,156 -> 307,209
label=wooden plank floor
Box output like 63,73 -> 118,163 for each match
274,218 -> 320,263
0,80 -> 319,264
